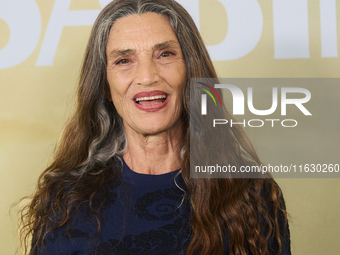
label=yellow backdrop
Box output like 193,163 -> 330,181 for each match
1,0 -> 339,254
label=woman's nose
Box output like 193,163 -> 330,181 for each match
134,57 -> 159,86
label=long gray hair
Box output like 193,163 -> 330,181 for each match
19,1 -> 289,255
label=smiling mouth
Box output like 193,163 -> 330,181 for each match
134,95 -> 167,105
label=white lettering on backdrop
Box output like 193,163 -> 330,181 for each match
0,0 -> 41,69
0,0 -> 338,69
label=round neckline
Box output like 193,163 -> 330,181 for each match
121,157 -> 182,185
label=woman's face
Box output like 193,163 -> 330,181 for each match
106,12 -> 186,136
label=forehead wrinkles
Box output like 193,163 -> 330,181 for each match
124,39 -> 158,52
110,13 -> 172,33
109,26 -> 175,45
106,13 -> 179,59
109,14 -> 172,41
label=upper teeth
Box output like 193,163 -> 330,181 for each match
135,95 -> 167,102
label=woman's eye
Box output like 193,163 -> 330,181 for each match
116,59 -> 130,65
160,51 -> 174,58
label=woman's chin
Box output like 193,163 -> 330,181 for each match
135,125 -> 171,136
131,122 -> 181,137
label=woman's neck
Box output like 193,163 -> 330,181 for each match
123,120 -> 184,175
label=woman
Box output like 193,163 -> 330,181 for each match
19,0 -> 291,254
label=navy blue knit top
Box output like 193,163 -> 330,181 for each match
35,158 -> 291,255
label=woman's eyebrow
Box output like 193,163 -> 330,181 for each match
152,40 -> 179,51
108,49 -> 135,60
108,40 -> 179,60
